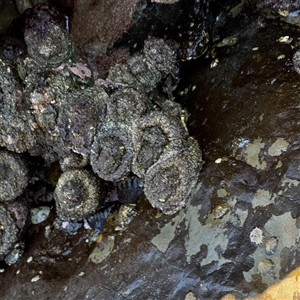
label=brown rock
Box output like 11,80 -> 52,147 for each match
71,0 -> 139,59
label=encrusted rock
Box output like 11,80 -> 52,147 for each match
0,204 -> 19,260
0,201 -> 28,261
0,150 -> 29,202
107,63 -> 137,86
4,242 -> 24,266
293,49 -> 300,75
0,60 -> 37,152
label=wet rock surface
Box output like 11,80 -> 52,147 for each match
0,1 -> 300,300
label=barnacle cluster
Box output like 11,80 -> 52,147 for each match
0,4 -> 203,263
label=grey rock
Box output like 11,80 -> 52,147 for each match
31,206 -> 51,224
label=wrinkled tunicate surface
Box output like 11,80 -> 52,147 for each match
132,109 -> 189,178
91,123 -> 134,182
144,138 -> 202,214
27,74 -> 108,169
24,4 -> 74,67
54,169 -> 101,221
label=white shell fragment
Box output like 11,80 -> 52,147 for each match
31,275 -> 41,282
278,36 -> 293,44
215,158 -> 222,164
250,227 -> 264,245
26,256 -> 33,263
185,291 -> 197,300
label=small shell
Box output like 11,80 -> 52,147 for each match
257,258 -> 274,276
250,227 -> 264,245
118,204 -> 137,229
265,236 -> 278,256
213,203 -> 230,219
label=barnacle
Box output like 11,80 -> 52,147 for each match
0,150 -> 29,202
126,38 -> 178,92
0,60 -> 18,107
57,86 -> 107,154
132,121 -> 168,178
250,227 -> 264,245
54,169 -> 101,221
91,123 -> 134,182
144,138 -> 203,215
59,151 -> 90,172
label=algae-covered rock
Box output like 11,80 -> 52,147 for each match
0,150 -> 29,202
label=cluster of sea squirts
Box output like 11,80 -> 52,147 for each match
0,5 -> 203,264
